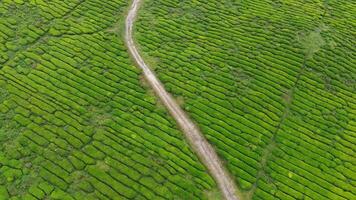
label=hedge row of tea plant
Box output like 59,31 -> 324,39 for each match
135,0 -> 355,199
0,0 -> 217,199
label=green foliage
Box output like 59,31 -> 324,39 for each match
0,0 -> 216,199
136,0 -> 355,199
298,25 -> 328,59
0,186 -> 9,199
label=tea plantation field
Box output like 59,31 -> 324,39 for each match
135,0 -> 355,199
0,0 -> 218,199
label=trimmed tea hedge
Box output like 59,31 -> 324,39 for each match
0,0 -> 217,199
135,0 -> 355,199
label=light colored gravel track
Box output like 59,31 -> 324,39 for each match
125,0 -> 241,200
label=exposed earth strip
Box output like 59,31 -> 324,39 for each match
125,0 -> 241,199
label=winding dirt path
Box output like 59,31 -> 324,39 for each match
125,0 -> 240,200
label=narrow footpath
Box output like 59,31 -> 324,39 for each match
125,0 -> 241,200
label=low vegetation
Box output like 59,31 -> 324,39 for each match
135,0 -> 355,199
0,0 -> 217,199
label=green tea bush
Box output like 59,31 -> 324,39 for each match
136,0 -> 355,198
0,0 -> 217,199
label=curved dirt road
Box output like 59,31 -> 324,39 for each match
125,0 -> 240,200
